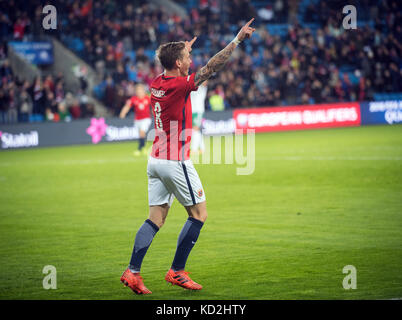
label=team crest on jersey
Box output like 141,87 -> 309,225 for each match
197,189 -> 203,197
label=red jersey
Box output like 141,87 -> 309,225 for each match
150,73 -> 198,161
128,96 -> 151,120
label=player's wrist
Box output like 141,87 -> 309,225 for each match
231,36 -> 242,45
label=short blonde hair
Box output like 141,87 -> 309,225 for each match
156,41 -> 186,70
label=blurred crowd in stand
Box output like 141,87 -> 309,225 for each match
0,0 -> 401,123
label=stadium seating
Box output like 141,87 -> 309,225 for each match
0,0 -> 401,124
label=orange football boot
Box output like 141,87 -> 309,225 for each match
120,268 -> 152,294
165,269 -> 202,290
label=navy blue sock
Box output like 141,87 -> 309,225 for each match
171,217 -> 204,271
129,219 -> 159,272
138,138 -> 145,150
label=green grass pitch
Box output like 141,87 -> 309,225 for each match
0,124 -> 401,300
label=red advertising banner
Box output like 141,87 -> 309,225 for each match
234,102 -> 361,132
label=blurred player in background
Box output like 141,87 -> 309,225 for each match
190,81 -> 208,154
120,18 -> 256,295
119,83 -> 152,156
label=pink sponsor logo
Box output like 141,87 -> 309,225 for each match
86,117 -> 108,144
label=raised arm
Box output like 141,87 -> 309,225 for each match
194,18 -> 256,87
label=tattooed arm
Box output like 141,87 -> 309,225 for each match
194,42 -> 237,87
194,18 -> 256,87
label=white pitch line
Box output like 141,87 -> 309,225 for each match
0,158 -> 143,167
257,156 -> 402,161
0,156 -> 401,167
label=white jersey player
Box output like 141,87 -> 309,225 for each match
190,81 -> 208,154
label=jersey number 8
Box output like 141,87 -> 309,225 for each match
154,102 -> 163,131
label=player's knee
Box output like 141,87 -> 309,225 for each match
148,204 -> 169,229
200,211 -> 207,223
148,217 -> 164,229
193,209 -> 208,223
199,207 -> 208,222
159,215 -> 167,227
186,201 -> 207,222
